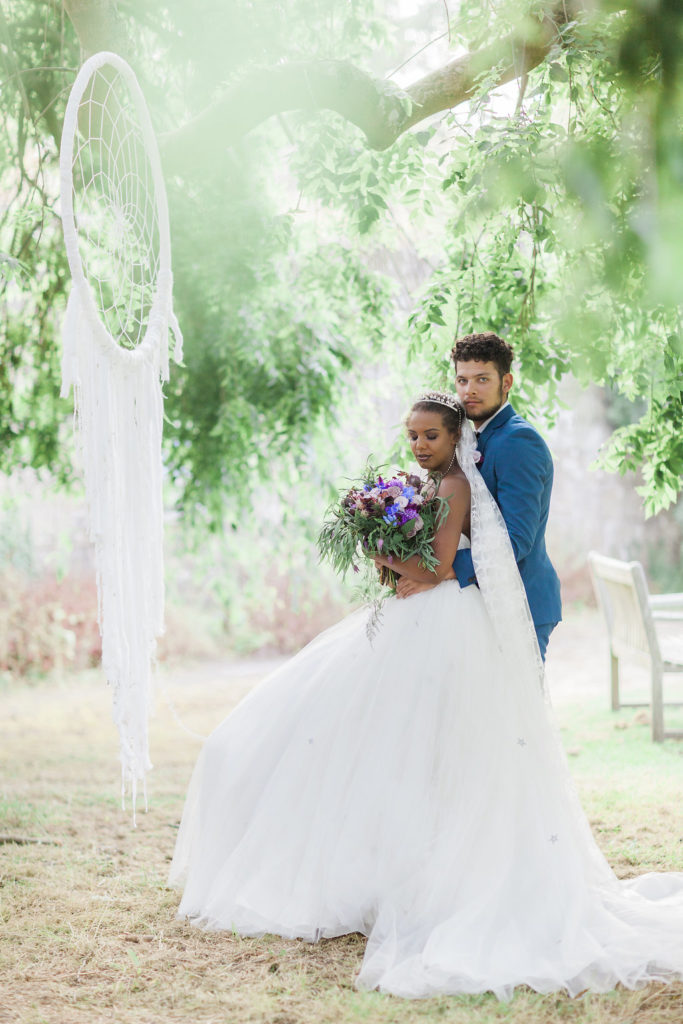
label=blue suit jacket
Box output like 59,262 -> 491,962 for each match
453,403 -> 562,627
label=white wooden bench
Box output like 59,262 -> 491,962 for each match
588,551 -> 683,742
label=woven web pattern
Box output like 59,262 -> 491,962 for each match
70,66 -> 160,350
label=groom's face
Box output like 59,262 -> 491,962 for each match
455,360 -> 512,425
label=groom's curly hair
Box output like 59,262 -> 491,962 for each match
451,332 -> 513,377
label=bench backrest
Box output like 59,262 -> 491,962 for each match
588,552 -> 661,666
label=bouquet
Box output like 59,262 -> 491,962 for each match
318,465 -> 449,603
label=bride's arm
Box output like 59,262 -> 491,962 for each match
371,477 -> 470,584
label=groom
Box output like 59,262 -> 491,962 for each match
398,331 -> 562,660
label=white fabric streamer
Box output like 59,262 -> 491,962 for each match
60,53 -> 183,819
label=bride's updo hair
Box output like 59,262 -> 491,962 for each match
409,391 -> 464,438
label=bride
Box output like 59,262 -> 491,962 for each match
169,392 -> 683,1000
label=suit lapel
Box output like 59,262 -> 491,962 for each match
476,403 -> 515,457
474,405 -> 514,490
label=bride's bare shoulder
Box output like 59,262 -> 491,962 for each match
437,470 -> 470,502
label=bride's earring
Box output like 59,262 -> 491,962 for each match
445,446 -> 458,474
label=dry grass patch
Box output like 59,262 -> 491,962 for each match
2,656 -> 683,1024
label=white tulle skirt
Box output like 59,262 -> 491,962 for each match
169,581 -> 683,1000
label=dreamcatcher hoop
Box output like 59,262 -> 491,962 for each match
59,52 -> 183,820
60,50 -> 181,369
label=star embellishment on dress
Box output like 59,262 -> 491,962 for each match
550,834 -> 559,844
517,738 -> 527,747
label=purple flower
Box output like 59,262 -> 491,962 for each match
399,508 -> 418,524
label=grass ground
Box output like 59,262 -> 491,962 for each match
2,609 -> 683,1024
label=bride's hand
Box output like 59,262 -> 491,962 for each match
395,566 -> 455,597
396,578 -> 436,599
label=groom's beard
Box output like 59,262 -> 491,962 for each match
466,384 -> 506,426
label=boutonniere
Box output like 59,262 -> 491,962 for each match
473,450 -> 483,466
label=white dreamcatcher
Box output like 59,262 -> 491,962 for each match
59,51 -> 183,819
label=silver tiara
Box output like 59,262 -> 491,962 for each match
417,390 -> 463,414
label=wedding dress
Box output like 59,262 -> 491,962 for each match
169,425 -> 683,1000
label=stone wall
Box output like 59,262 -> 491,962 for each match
545,379 -> 683,599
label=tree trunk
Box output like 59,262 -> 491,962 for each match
63,0 -> 130,59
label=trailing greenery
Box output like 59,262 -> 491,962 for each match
1,0 -> 683,521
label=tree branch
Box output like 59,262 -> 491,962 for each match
61,0 -> 576,171
160,6 -> 573,171
404,10 -> 564,128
